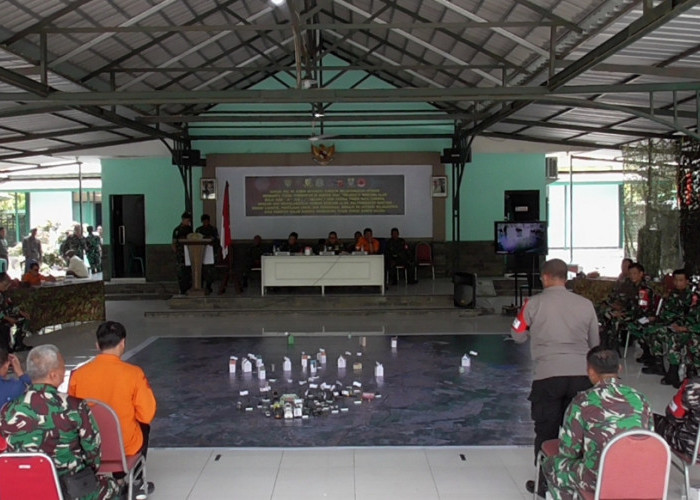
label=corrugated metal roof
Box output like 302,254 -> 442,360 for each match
0,0 -> 697,168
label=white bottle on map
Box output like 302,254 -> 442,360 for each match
461,354 -> 471,368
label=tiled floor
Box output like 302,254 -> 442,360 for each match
24,280 -> 694,499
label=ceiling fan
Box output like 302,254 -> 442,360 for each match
308,103 -> 337,143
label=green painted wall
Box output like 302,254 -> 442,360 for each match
101,157 -> 202,245
101,150 -> 545,245
446,153 -> 546,241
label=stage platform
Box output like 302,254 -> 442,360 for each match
105,276 -> 519,317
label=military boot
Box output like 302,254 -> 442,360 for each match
635,343 -> 653,364
661,364 -> 682,388
641,356 -> 666,375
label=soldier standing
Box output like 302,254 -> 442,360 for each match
172,212 -> 193,295
60,224 -> 86,262
21,228 -> 42,274
0,227 -> 8,272
195,214 -> 219,294
541,347 -> 653,500
85,225 -> 102,274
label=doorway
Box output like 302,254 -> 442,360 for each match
110,195 -> 146,279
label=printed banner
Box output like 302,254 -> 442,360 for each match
245,175 -> 405,216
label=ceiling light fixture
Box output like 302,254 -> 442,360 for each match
271,0 -> 285,5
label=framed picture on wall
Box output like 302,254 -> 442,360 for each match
431,176 -> 447,198
200,178 -> 217,200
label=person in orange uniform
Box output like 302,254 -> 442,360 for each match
69,321 -> 157,498
21,260 -> 56,286
356,227 -> 380,254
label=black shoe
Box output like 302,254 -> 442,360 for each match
641,364 -> 666,375
525,479 -> 546,498
660,377 -> 682,389
636,354 -> 653,364
661,365 -> 681,388
133,481 -> 154,500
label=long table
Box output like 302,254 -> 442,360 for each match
8,279 -> 106,332
261,254 -> 385,296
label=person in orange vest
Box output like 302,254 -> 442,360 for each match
69,321 -> 157,499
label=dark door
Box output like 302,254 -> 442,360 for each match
110,195 -> 146,278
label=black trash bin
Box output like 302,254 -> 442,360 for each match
453,272 -> 477,308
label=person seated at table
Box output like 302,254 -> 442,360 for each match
312,238 -> 326,255
541,347 -> 652,500
21,260 -> 56,286
65,250 -> 89,278
0,273 -> 32,353
346,231 -> 362,253
356,227 -> 380,254
279,232 -> 302,253
384,227 -> 415,284
323,231 -> 344,254
654,373 -> 700,460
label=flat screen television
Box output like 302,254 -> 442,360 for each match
494,221 -> 547,255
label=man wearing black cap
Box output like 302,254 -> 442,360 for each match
172,212 -> 193,295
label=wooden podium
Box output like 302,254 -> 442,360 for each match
179,233 -> 213,297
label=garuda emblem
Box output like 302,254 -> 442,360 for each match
311,143 -> 336,165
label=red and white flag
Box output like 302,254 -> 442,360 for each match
221,181 -> 231,259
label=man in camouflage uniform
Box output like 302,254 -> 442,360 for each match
172,211 -> 193,295
542,346 -> 653,500
0,345 -> 119,500
676,303 -> 700,381
597,262 -> 654,351
21,227 -> 42,274
0,272 -> 31,352
85,225 -> 102,274
636,269 -> 697,385
60,224 -> 86,262
655,374 -> 700,460
195,214 -> 220,294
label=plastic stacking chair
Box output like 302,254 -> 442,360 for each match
534,438 -> 560,499
86,399 -> 146,500
578,429 -> 670,500
670,424 -> 700,500
415,242 -> 435,280
0,452 -> 63,499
